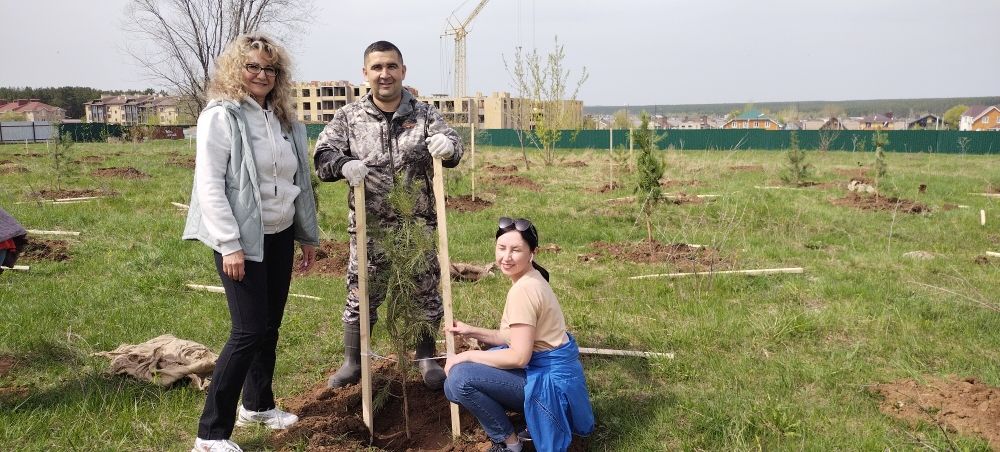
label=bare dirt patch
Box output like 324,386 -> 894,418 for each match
871,376 -> 1000,449
487,174 -> 541,192
272,359 -> 588,451
91,167 -> 150,179
0,159 -> 12,164
728,164 -> 764,172
169,155 -> 196,169
579,241 -> 727,271
831,193 -> 929,214
20,239 -> 71,262
0,355 -> 15,378
562,160 -> 588,168
447,195 -> 493,213
660,179 -> 702,189
31,188 -> 117,200
974,254 -> 996,265
483,163 -> 519,174
0,163 -> 29,174
591,182 -> 624,194
664,193 -> 706,205
295,240 -> 349,277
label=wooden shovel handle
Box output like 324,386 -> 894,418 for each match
432,157 -> 462,438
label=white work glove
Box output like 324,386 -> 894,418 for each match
426,133 -> 455,159
341,160 -> 368,187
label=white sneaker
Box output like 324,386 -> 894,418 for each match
191,438 -> 243,452
235,405 -> 299,429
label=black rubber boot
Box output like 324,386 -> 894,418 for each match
415,328 -> 446,390
327,323 -> 361,388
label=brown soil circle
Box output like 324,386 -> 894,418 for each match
488,174 -> 541,192
447,195 -> 493,213
0,355 -> 15,378
579,241 -> 727,271
271,359 -> 590,451
169,155 -> 196,169
91,167 -> 150,179
295,240 -> 349,277
871,376 -> 1000,449
483,163 -> 519,174
20,239 -> 71,262
562,160 -> 588,168
831,193 -> 929,214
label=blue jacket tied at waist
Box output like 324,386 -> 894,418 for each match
524,333 -> 595,452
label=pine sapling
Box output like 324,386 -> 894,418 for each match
780,131 -> 812,186
633,112 -> 665,243
873,131 -> 889,196
370,177 -> 437,440
50,129 -> 78,192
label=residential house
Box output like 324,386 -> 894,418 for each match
959,105 -> 1000,131
0,99 -> 66,121
722,110 -> 781,130
907,114 -> 941,130
858,113 -> 902,130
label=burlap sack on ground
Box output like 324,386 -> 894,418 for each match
450,262 -> 494,281
94,334 -> 217,390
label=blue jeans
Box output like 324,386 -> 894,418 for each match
444,362 -> 526,442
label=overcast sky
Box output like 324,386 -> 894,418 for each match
2,0 -> 998,106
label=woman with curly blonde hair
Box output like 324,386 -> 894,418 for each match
183,32 -> 320,452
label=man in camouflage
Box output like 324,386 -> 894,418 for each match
314,40 -> 463,390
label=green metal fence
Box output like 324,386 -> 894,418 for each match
303,127 -> 999,154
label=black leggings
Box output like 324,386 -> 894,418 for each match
197,227 -> 294,439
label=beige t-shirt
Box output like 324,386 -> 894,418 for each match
500,268 -> 568,351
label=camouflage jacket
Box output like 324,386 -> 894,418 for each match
314,90 -> 463,232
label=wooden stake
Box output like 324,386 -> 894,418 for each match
471,121 -> 476,202
354,181 -> 374,440
1,265 -> 29,271
579,347 -> 674,359
630,267 -> 804,280
54,196 -> 102,202
51,200 -> 94,205
432,157 -> 462,438
970,193 -> 1000,198
981,209 -> 987,226
171,202 -> 190,209
986,252 -> 1000,258
26,229 -> 80,236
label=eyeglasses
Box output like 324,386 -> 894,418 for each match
498,217 -> 532,232
244,63 -> 279,78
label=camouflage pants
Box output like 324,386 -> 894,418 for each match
342,232 -> 444,326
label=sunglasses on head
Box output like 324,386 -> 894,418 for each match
498,217 -> 532,232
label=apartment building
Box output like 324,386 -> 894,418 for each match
84,94 -> 192,125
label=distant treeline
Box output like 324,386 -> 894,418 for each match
586,96 -> 1000,118
0,86 -> 165,119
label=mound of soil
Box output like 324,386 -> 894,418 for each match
295,240 -> 349,277
483,164 -> 518,174
728,164 -> 763,172
11,152 -> 44,158
664,193 -> 705,205
562,160 -> 588,168
871,376 -> 1000,449
447,195 -> 493,213
91,167 -> 150,179
20,239 -> 71,262
973,254 -> 996,265
0,163 -> 29,174
660,179 -> 701,189
592,182 -> 623,193
487,174 -> 541,192
31,188 -> 116,200
0,159 -> 12,164
169,155 -> 196,169
831,193 -> 929,214
0,355 -> 14,378
272,359 -> 589,451
579,241 -> 727,270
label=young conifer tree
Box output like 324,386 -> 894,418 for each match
50,128 -> 77,192
633,112 -> 664,242
780,131 -> 812,186
370,177 -> 436,439
873,130 -> 889,196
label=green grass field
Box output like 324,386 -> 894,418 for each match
1,140 -> 999,451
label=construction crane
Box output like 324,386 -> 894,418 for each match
443,0 -> 489,97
